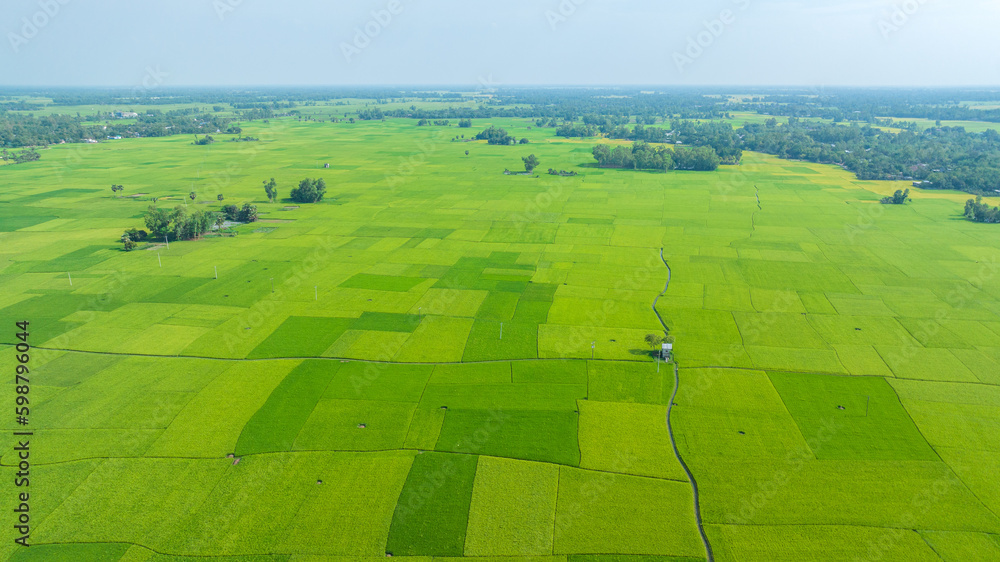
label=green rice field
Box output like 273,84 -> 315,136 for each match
2,112 -> 999,561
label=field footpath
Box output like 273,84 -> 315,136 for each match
654,248 -> 715,562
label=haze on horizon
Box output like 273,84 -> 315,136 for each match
2,0 -> 998,88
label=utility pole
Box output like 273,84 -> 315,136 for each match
158,253 -> 162,268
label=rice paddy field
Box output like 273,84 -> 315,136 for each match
1,111 -> 999,561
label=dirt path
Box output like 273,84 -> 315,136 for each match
654,248 -> 715,562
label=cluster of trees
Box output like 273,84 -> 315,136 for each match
474,126 -> 515,145
143,205 -> 223,243
417,119 -> 451,126
0,106 -> 241,148
120,227 -> 148,251
458,119 -> 472,128
290,178 -> 327,203
592,142 -> 674,171
881,189 -> 910,205
0,112 -> 86,147
0,147 -> 41,163
592,141 -> 722,172
222,203 -> 259,223
669,121 -> 743,164
111,184 -> 125,197
674,146 -> 722,171
739,119 -> 1000,195
548,169 -> 578,176
194,135 -> 215,145
357,108 -> 385,120
964,197 -> 1000,223
556,123 -> 598,138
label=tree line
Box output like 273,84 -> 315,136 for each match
592,142 -> 721,172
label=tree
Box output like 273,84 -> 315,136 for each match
218,194 -> 224,202
144,205 -> 170,236
189,192 -> 197,202
465,150 -> 470,156
881,188 -> 910,205
222,204 -> 239,221
522,154 -> 540,173
263,178 -> 278,203
238,203 -> 258,223
644,333 -> 664,349
121,234 -> 137,251
290,178 -> 327,203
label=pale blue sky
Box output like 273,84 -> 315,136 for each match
2,0 -> 998,86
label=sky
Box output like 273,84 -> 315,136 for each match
2,0 -> 999,87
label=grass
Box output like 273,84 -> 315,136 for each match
3,109 -> 1000,558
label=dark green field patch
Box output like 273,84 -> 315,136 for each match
415,228 -> 455,239
324,362 -> 433,402
352,311 -> 422,332
521,282 -> 559,302
568,217 -> 616,225
235,360 -> 340,455
385,452 -> 479,556
147,277 -> 213,303
339,273 -> 427,292
0,292 -> 120,344
26,245 -> 115,272
0,205 -> 58,231
436,409 -> 580,466
247,316 -> 355,359
768,372 -> 938,461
